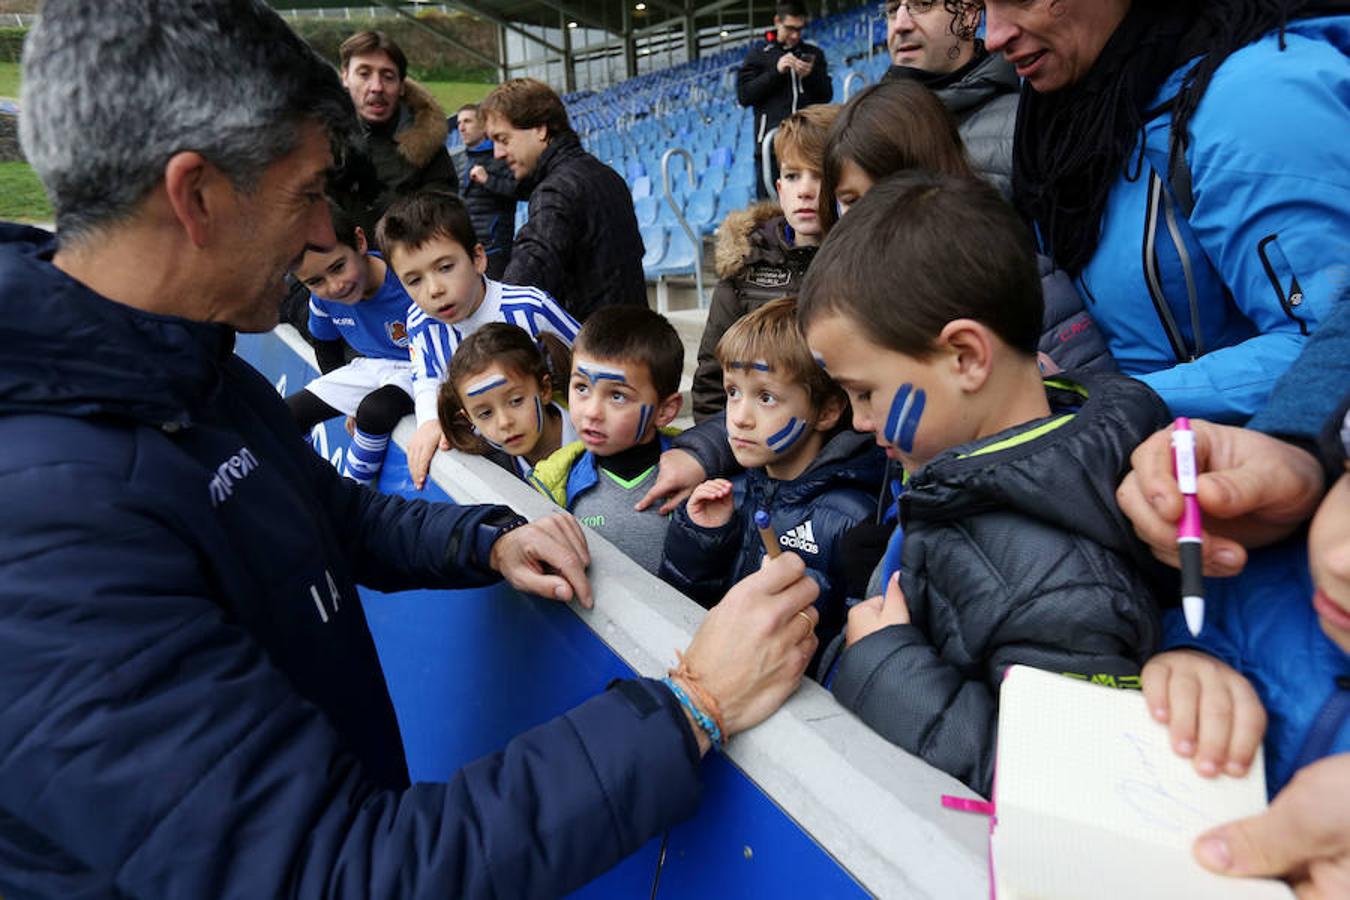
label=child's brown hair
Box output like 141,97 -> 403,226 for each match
436,323 -> 572,454
717,296 -> 845,413
773,104 -> 839,173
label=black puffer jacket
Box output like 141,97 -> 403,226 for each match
504,132 -> 646,322
659,430 -> 885,645
830,372 -> 1168,797
692,203 -> 818,421
460,138 -> 518,267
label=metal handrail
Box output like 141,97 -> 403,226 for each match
843,71 -> 867,101
659,146 -> 706,308
759,125 -> 779,203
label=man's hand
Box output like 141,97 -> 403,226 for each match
844,571 -> 909,647
1142,649 -> 1267,778
489,513 -> 593,609
469,164 -> 488,185
679,552 -> 820,740
1116,420 -> 1324,576
635,448 -> 707,514
407,420 -> 448,490
1194,753 -> 1350,897
686,479 -> 735,528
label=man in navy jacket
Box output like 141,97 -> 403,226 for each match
0,3 -> 820,896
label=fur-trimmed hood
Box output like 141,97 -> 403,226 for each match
714,201 -> 787,279
394,79 -> 449,169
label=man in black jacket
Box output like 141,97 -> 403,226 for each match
481,78 -> 646,322
340,30 -> 458,225
457,102 -> 518,279
736,1 -> 832,199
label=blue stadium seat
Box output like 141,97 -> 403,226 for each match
708,146 -> 734,170
514,203 -> 528,236
631,175 -> 653,200
634,195 -> 660,227
699,167 -> 727,193
641,225 -> 667,275
652,227 -> 698,275
686,187 -> 718,234
625,159 -> 646,182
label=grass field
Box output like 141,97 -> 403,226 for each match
418,79 -> 494,113
0,160 -> 51,222
0,61 -> 18,98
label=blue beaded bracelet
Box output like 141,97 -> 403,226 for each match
663,676 -> 722,750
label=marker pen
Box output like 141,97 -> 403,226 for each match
754,509 -> 781,559
1171,417 -> 1205,636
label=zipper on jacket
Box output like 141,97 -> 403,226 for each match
1141,172 -> 1194,363
1257,234 -> 1312,335
1160,182 -> 1206,358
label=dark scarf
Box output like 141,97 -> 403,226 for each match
1014,0 -> 1349,276
882,41 -> 988,91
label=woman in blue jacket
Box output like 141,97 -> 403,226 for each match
984,0 -> 1350,422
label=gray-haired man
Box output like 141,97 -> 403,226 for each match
0,2 -> 819,895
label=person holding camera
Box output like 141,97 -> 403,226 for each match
736,0 -> 832,199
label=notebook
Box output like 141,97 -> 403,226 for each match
986,665 -> 1294,899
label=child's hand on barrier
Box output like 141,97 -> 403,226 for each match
686,478 -> 735,528
1142,648 -> 1268,778
844,571 -> 910,648
408,420 -> 449,490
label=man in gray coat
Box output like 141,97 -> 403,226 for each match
880,0 -> 1017,197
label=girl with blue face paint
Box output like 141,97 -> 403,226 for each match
437,323 -> 576,479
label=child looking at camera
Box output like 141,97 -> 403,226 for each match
437,323 -> 575,481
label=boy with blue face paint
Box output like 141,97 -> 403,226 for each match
530,306 -> 684,575
799,172 -> 1170,797
660,298 -> 886,656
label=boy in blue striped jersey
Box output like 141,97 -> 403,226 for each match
376,190 -> 580,488
284,203 -> 416,487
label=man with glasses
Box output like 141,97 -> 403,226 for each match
880,0 -> 1017,197
736,0 -> 833,200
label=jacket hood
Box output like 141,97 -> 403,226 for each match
746,427 -> 887,507
0,224 -> 231,429
715,202 -> 782,278
714,203 -> 817,280
904,372 -> 1169,562
931,49 -> 1019,116
394,79 -> 450,169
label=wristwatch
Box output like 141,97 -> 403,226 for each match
472,506 -> 529,568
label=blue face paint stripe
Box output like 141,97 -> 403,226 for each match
766,417 -> 807,454
884,384 -> 926,454
472,425 -> 509,452
728,359 -> 774,372
465,375 -> 508,397
577,363 -> 628,385
812,353 -> 828,370
634,403 -> 654,442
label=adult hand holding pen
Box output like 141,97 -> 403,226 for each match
1116,421 -> 1324,576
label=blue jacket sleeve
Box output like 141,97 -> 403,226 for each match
1248,287 -> 1350,443
300,430 -> 506,593
1138,32 -> 1350,421
659,502 -> 744,607
669,413 -> 741,480
0,466 -> 701,898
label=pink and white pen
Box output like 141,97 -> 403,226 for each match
1171,417 -> 1205,636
